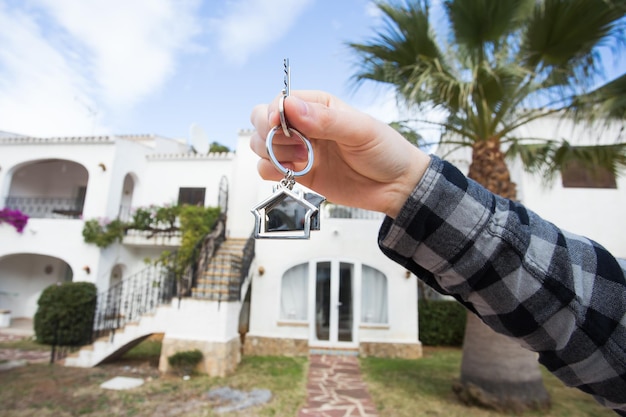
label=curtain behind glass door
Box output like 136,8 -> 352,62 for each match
338,263 -> 353,342
315,262 -> 331,341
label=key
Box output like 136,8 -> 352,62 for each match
251,59 -> 326,239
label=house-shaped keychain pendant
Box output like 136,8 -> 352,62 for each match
251,182 -> 325,239
252,58 -> 325,239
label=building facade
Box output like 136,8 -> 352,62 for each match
0,129 -> 422,374
1,116 -> 624,372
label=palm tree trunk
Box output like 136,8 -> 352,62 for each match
454,138 -> 550,412
455,315 -> 550,411
467,138 -> 516,199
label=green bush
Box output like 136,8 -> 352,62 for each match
82,218 -> 126,247
418,300 -> 467,346
34,282 -> 97,346
168,349 -> 203,376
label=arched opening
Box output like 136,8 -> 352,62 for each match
5,159 -> 89,219
118,173 -> 137,221
0,253 -> 72,320
109,264 -> 125,288
278,260 -> 389,347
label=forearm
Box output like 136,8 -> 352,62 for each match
378,156 -> 626,412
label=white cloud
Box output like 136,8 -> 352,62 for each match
0,0 -> 201,137
34,0 -> 202,108
210,0 -> 314,66
0,3 -> 96,136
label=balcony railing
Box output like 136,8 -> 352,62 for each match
4,196 -> 84,219
324,204 -> 384,220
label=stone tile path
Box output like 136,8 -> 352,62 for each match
3,322 -> 380,416
298,354 -> 378,417
0,322 -> 49,366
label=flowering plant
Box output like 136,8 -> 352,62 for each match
0,208 -> 29,233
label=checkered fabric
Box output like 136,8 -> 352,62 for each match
379,156 -> 626,416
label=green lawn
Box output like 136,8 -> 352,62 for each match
362,347 -> 614,417
0,340 -> 615,417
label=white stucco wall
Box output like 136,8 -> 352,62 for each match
439,116 -> 626,259
246,216 -> 420,345
140,152 -> 234,209
2,116 -> 623,350
228,130 -> 263,238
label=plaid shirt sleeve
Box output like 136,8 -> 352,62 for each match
378,156 -> 626,415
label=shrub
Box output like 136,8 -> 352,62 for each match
82,218 -> 126,247
418,300 -> 467,346
168,349 -> 203,376
34,282 -> 97,346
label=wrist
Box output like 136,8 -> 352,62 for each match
385,151 -> 430,219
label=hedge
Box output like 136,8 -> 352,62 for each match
418,300 -> 467,346
168,349 -> 203,376
34,282 -> 97,346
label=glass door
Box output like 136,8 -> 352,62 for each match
312,261 -> 354,345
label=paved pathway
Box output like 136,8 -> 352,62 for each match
0,322 -> 49,367
298,354 -> 378,417
3,322 -> 380,416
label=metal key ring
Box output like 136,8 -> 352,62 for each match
278,95 -> 291,137
266,125 -> 314,177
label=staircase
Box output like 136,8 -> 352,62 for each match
63,222 -> 255,368
191,238 -> 250,301
64,308 -> 163,367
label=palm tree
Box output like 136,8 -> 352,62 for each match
349,0 -> 626,412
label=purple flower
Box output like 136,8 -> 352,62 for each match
0,208 -> 29,233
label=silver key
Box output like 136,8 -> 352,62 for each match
251,59 -> 326,239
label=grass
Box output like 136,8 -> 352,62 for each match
0,336 -> 49,351
0,337 -> 307,417
0,340 -> 615,417
361,347 -> 614,417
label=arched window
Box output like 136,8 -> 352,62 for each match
280,263 -> 308,320
361,265 -> 388,324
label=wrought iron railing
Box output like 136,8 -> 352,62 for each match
238,234 -> 255,299
4,196 -> 84,219
324,203 -> 385,220
90,213 -> 230,341
92,254 -> 178,341
186,213 -> 227,294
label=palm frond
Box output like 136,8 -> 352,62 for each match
569,73 -> 626,121
445,0 -> 534,51
520,0 -> 625,86
508,139 -> 626,181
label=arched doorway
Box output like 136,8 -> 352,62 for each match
279,260 -> 389,349
118,173 -> 137,221
0,253 -> 72,319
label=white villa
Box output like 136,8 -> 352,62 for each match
0,117 -> 624,376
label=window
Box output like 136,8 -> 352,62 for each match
561,160 -> 617,189
280,263 -> 308,320
361,265 -> 388,324
178,187 -> 206,205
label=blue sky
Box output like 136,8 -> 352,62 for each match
0,0 -> 403,150
0,0 -> 624,151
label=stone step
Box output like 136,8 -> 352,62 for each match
196,278 -> 236,286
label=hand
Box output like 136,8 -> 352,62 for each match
249,90 -> 430,218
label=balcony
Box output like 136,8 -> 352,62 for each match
323,204 -> 385,220
4,196 -> 84,219
122,228 -> 182,247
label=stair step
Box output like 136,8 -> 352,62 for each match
192,287 -> 231,294
196,278 -> 234,285
206,268 -> 240,274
